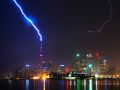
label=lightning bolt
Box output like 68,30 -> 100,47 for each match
89,0 -> 112,33
13,0 -> 42,42
97,0 -> 112,32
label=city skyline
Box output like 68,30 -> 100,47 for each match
0,0 -> 120,73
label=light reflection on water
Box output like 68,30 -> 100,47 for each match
95,79 -> 98,90
89,79 -> 92,90
84,79 -> 86,90
104,79 -> 108,90
76,79 -> 80,90
4,79 -> 120,90
26,80 -> 29,90
43,80 -> 46,90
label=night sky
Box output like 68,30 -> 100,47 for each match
0,0 -> 120,73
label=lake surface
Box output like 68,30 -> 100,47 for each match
0,79 -> 120,90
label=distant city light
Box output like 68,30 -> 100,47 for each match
87,53 -> 92,58
96,52 -> 100,58
60,64 -> 65,67
103,59 -> 107,63
76,53 -> 80,57
42,75 -> 46,80
33,76 -> 39,79
88,64 -> 92,68
95,74 -> 99,78
26,65 -> 30,67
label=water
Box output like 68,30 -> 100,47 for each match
0,79 -> 120,90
